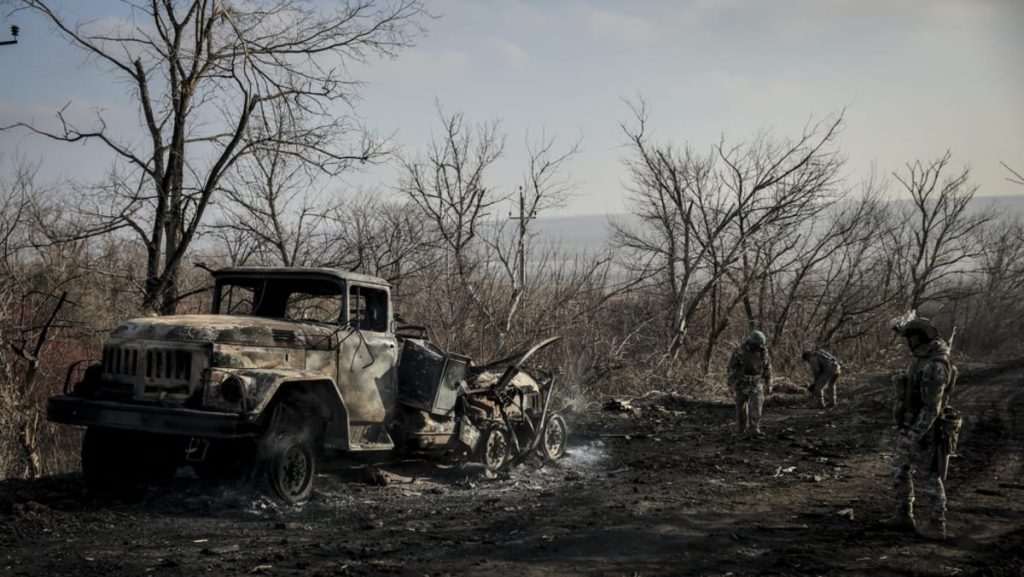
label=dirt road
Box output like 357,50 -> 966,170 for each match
1,362 -> 1021,576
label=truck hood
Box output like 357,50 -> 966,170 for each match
108,315 -> 336,348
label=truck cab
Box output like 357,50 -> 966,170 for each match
50,268 -> 399,501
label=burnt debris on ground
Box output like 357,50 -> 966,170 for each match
1,363 -> 1022,576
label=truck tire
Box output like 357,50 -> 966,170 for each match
258,397 -> 318,504
82,427 -> 124,495
265,433 -> 315,504
538,413 -> 568,462
478,426 -> 510,472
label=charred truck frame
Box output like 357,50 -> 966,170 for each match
48,267 -> 568,503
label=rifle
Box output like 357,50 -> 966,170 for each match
935,325 -> 961,480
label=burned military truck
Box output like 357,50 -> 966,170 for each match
48,267 -> 568,503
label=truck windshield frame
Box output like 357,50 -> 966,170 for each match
213,276 -> 346,324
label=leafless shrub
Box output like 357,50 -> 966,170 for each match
954,213 -> 1024,357
0,157 -> 94,477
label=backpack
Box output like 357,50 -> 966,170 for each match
818,350 -> 842,369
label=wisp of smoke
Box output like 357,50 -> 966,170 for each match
565,444 -> 607,468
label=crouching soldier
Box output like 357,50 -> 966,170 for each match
884,317 -> 961,540
728,330 -> 773,438
802,349 -> 843,408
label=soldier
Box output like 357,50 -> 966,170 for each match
801,349 -> 843,408
883,317 -> 958,540
728,330 -> 773,438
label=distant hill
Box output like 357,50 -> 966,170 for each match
531,214 -> 623,253
969,194 -> 1024,215
532,194 -> 1024,252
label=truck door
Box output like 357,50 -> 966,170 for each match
336,283 -> 398,449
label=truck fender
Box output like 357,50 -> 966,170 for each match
231,369 -> 350,447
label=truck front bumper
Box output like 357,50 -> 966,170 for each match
47,395 -> 259,438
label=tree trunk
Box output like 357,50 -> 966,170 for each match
19,412 -> 41,479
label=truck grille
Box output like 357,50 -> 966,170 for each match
145,349 -> 193,381
103,346 -> 139,377
102,346 -> 193,384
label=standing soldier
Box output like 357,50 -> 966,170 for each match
728,330 -> 773,438
884,317 -> 959,540
801,349 -> 843,408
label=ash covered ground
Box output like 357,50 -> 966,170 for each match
1,363 -> 1022,577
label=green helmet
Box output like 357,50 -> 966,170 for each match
746,330 -> 767,346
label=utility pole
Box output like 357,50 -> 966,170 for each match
509,186 -> 533,290
0,25 -> 19,46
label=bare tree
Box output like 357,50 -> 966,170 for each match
613,99 -> 845,360
749,180 -> 892,347
326,194 -> 438,285
793,193 -> 903,351
891,151 -> 992,310
3,0 -> 425,313
397,106 -> 505,348
210,105 -> 337,268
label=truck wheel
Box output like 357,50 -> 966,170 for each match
265,434 -> 315,504
82,427 -> 122,495
538,413 -> 568,462
478,426 -> 510,472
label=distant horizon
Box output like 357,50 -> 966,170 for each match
532,191 -> 1024,220
529,192 -> 1024,251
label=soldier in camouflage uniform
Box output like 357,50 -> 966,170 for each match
728,330 -> 773,438
801,349 -> 843,408
884,317 -> 956,540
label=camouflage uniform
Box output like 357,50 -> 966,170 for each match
889,328 -> 954,538
802,349 -> 842,408
728,333 -> 773,437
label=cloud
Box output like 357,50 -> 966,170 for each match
582,7 -> 660,45
489,38 -> 529,70
353,48 -> 473,88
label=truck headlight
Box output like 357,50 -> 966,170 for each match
221,375 -> 246,403
202,369 -> 252,411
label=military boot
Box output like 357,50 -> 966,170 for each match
917,519 -> 947,541
880,506 -> 917,532
736,414 -> 748,438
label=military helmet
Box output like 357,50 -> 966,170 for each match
746,330 -> 767,346
901,317 -> 939,341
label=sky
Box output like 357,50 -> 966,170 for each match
1,0 -> 1023,216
